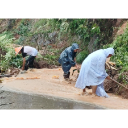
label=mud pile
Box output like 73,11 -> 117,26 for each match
104,73 -> 128,99
33,61 -> 59,69
104,59 -> 128,99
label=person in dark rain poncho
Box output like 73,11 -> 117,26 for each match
58,43 -> 80,79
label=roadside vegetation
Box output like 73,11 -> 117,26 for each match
0,19 -> 128,80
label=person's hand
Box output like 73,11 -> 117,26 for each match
106,76 -> 111,80
22,67 -> 24,70
75,64 -> 80,70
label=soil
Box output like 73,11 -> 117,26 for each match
116,21 -> 128,36
33,60 -> 59,69
1,67 -> 128,109
104,72 -> 128,99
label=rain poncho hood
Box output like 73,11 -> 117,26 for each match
75,48 -> 114,90
58,43 -> 79,74
71,43 -> 79,51
103,48 -> 114,57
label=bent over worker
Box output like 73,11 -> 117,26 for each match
15,46 -> 38,70
58,43 -> 79,79
75,48 -> 114,97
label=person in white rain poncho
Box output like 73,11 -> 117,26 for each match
75,48 -> 114,98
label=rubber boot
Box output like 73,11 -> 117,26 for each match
67,72 -> 70,78
63,73 -> 68,79
63,72 -> 70,79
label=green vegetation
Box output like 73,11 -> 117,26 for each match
76,50 -> 89,64
1,19 -> 128,98
104,22 -> 128,85
104,22 -> 128,72
0,19 -> 126,75
40,47 -> 61,65
0,32 -> 22,71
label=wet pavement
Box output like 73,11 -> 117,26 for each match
0,87 -> 105,109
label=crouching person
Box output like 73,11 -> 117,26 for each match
15,46 -> 38,71
75,48 -> 114,97
58,43 -> 79,79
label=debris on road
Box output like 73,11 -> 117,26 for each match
52,75 -> 59,79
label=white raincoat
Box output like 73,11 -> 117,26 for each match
75,48 -> 114,97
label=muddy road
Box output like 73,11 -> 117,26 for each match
1,67 -> 128,109
0,86 -> 104,109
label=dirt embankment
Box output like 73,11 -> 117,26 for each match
104,73 -> 128,99
33,61 -> 59,69
113,20 -> 128,98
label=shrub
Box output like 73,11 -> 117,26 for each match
76,50 -> 89,64
0,32 -> 22,71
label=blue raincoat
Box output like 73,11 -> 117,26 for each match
58,43 -> 79,74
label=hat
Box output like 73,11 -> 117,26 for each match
15,46 -> 23,55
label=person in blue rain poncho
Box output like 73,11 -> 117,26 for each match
75,48 -> 114,98
58,43 -> 80,79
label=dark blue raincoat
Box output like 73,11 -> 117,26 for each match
58,43 -> 79,74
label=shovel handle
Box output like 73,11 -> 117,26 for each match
110,77 -> 128,90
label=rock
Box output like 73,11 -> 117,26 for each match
43,40 -> 51,46
49,31 -> 57,38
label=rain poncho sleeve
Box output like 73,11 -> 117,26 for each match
67,51 -> 76,66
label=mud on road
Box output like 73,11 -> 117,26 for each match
1,67 -> 128,109
0,86 -> 104,109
